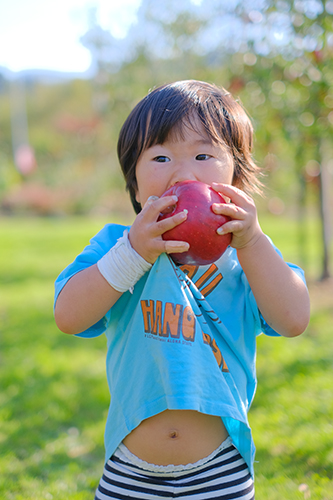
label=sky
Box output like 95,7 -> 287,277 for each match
0,0 -> 142,73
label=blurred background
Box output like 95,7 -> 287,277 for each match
1,0 -> 332,279
1,2 -> 333,499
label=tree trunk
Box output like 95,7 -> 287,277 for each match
318,141 -> 332,280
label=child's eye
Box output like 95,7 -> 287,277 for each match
196,154 -> 211,161
153,156 -> 170,163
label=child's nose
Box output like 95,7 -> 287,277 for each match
170,163 -> 198,187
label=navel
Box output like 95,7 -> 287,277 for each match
169,430 -> 179,439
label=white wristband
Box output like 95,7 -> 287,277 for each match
97,230 -> 152,293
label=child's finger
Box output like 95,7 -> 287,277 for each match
212,182 -> 252,207
144,195 -> 159,207
143,237 -> 190,259
216,220 -> 244,235
212,201 -> 246,220
164,240 -> 190,254
142,195 -> 178,221
156,209 -> 188,235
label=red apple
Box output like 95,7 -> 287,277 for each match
158,180 -> 231,265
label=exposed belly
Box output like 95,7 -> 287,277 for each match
122,410 -> 229,466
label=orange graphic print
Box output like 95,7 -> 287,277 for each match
141,263 -> 229,372
202,332 -> 229,372
140,300 -> 195,342
161,302 -> 183,338
180,264 -> 223,297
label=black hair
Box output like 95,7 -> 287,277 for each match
117,80 -> 262,214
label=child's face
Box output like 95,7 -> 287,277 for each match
135,121 -> 235,207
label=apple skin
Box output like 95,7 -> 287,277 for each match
158,180 -> 231,266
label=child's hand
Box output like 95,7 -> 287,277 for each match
128,195 -> 190,264
211,183 -> 263,250
211,182 -> 310,337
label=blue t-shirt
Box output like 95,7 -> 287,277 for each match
54,223 -> 306,476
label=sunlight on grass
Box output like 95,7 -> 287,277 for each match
1,214 -> 332,499
250,308 -> 333,499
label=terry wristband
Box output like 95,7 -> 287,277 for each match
97,230 -> 152,293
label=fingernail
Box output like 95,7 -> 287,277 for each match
147,195 -> 159,203
217,227 -> 225,235
176,209 -> 188,220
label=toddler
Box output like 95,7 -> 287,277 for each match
54,80 -> 310,499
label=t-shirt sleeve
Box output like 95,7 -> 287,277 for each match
54,223 -> 129,338
259,238 -> 307,337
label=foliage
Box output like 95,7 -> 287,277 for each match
0,214 -> 332,499
0,0 -> 332,276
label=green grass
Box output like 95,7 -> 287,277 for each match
250,307 -> 333,499
259,211 -> 324,281
1,214 -> 332,499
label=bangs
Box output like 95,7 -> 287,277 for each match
141,83 -> 231,151
117,80 -> 261,214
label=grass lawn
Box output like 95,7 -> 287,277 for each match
0,213 -> 332,499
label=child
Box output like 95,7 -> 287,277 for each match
54,80 -> 310,499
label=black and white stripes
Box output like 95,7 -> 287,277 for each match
95,440 -> 254,500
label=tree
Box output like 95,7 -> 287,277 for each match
78,0 -> 333,278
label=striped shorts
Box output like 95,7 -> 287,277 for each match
94,437 -> 255,499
